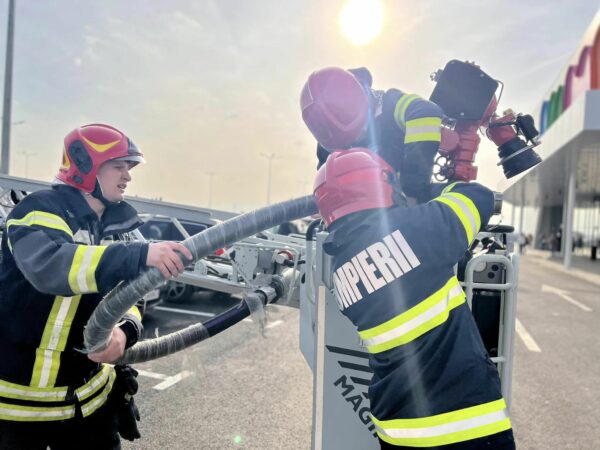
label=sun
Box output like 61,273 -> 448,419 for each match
339,0 -> 384,46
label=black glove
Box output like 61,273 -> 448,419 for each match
114,365 -> 141,441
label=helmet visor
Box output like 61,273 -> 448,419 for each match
113,155 -> 146,167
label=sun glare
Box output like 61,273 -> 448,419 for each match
339,0 -> 384,46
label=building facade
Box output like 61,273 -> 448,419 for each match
504,11 -> 600,268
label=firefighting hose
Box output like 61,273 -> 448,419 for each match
83,195 -> 318,364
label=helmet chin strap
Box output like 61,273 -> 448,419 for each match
91,178 -> 118,207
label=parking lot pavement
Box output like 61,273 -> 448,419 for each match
124,299 -> 312,450
511,255 -> 600,450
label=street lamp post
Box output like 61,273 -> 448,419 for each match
1,0 -> 16,175
260,152 -> 276,205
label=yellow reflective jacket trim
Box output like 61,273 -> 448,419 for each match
446,192 -> 481,233
393,94 -> 419,128
80,369 -> 116,418
0,379 -> 68,402
68,245 -> 107,294
404,117 -> 442,144
30,295 -> 81,388
75,365 -> 112,402
0,366 -> 113,408
432,193 -> 480,243
0,401 -> 75,422
358,277 -> 465,353
442,181 -> 462,194
373,398 -> 511,447
6,210 -> 73,251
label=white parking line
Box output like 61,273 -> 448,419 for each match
153,306 -> 216,317
136,369 -> 169,380
153,370 -> 194,391
136,369 -> 194,390
541,284 -> 592,312
515,319 -> 542,353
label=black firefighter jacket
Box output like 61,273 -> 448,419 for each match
323,182 -> 512,447
0,184 -> 147,422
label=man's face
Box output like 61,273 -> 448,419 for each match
96,159 -> 133,202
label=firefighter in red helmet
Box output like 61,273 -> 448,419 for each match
301,67 -> 443,204
0,124 -> 192,449
314,148 -> 516,450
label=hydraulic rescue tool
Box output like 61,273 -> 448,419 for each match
430,60 -> 542,182
83,196 -> 318,363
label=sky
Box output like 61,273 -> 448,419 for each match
1,0 -> 599,213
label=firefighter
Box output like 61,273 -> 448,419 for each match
0,124 -> 192,449
301,66 -> 443,204
313,148 -> 516,449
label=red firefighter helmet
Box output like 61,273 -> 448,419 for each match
300,67 -> 369,150
313,148 -> 395,226
57,124 -> 145,193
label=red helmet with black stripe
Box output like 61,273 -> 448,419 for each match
57,124 -> 145,193
313,148 -> 395,226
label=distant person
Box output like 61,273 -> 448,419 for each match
550,231 -> 558,257
0,124 -> 192,449
518,232 -> 527,255
540,233 -> 548,250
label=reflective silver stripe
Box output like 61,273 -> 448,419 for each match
80,370 -> 116,417
0,383 -> 67,400
361,284 -> 464,348
0,403 -> 75,421
77,246 -> 97,292
76,365 -> 112,401
38,297 -> 74,388
443,194 -> 477,237
375,410 -> 509,439
405,124 -> 441,136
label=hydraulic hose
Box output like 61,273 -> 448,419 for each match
118,291 -> 259,365
83,195 -> 318,364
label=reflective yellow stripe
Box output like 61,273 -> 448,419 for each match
0,366 -> 115,421
1,365 -> 113,404
6,210 -> 73,251
0,379 -> 67,402
442,182 -> 462,194
433,197 -> 474,243
393,94 -> 419,127
0,402 -> 75,422
358,277 -> 465,353
68,245 -> 107,294
404,132 -> 442,143
0,368 -> 114,421
30,296 -> 81,388
373,399 -> 511,447
446,192 -> 481,233
76,365 -> 112,402
81,369 -> 116,417
404,117 -> 442,143
433,191 -> 480,243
